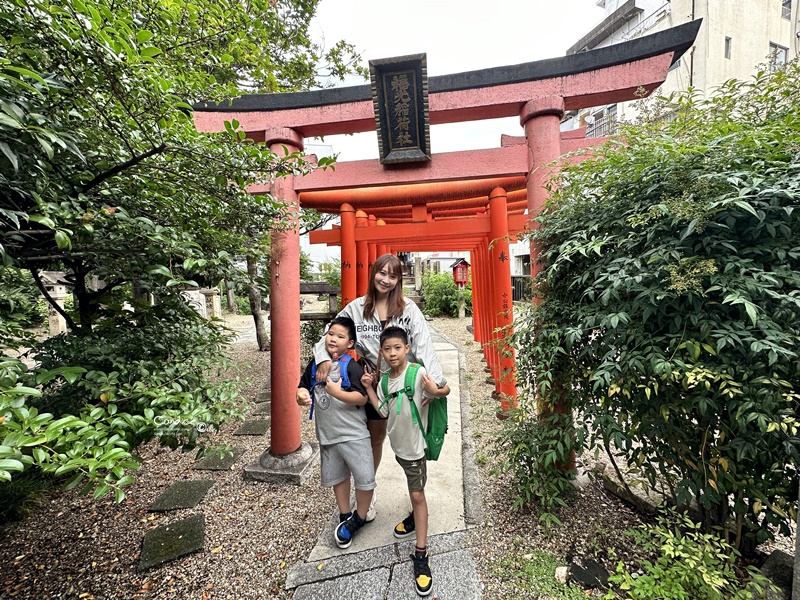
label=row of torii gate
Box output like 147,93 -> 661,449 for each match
194,21 -> 700,474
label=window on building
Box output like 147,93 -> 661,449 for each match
769,42 -> 788,69
782,0 -> 791,19
724,37 -> 732,59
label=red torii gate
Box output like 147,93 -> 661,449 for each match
194,21 -> 701,480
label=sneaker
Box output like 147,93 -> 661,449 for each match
393,512 -> 415,539
365,489 -> 377,522
410,551 -> 432,596
334,513 -> 365,549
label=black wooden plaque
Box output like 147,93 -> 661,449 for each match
369,53 -> 431,165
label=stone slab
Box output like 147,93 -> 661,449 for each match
233,419 -> 269,436
292,567 -> 390,600
192,447 -> 244,471
387,549 -> 481,600
757,549 -> 794,600
148,480 -> 214,512
255,390 -> 271,403
244,441 -> 318,486
139,514 -> 205,570
286,546 -> 398,589
251,403 -> 271,416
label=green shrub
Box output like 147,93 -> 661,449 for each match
235,295 -> 251,314
0,297 -> 247,500
516,64 -> 800,553
0,470 -> 54,525
420,271 -> 472,317
0,268 -> 47,330
605,511 -> 772,599
494,395 -> 579,529
318,258 -> 341,287
300,320 -> 326,362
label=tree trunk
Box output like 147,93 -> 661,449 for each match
246,255 -> 270,351
222,279 -> 237,314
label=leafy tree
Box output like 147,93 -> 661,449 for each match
512,64 -> 800,554
0,0 -> 363,497
421,271 -> 472,317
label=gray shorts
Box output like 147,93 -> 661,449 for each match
320,437 -> 376,490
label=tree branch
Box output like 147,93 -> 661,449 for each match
29,267 -> 78,332
77,143 -> 167,195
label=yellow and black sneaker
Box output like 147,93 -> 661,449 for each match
393,512 -> 415,539
410,550 -> 432,596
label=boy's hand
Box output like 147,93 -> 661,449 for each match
296,388 -> 311,407
325,376 -> 343,397
315,360 -> 331,383
360,371 -> 374,388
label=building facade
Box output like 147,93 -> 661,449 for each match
565,0 -> 799,130
508,0 -> 799,279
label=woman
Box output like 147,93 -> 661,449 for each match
313,254 -> 448,521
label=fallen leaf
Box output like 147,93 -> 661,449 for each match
210,546 -> 223,554
317,562 -> 324,570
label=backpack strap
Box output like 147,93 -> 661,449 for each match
379,364 -> 422,420
338,354 -> 352,389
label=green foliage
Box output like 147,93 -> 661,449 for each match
299,250 -> 313,282
0,0 -> 364,505
0,268 -> 47,330
1,298 -> 247,498
235,296 -> 251,315
515,64 -> 800,552
300,320 -> 326,362
489,548 -> 586,599
0,0 -> 363,331
318,258 -> 342,287
0,470 -> 53,524
605,511 -> 771,599
494,395 -> 579,529
420,271 -> 473,317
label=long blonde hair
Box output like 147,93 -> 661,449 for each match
363,254 -> 405,321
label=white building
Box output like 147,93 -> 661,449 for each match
509,0 -> 799,283
564,0 -> 799,132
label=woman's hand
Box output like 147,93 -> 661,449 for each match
315,360 -> 331,383
421,374 -> 442,397
296,388 -> 311,407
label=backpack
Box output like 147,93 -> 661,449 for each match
308,354 -> 353,420
380,363 -> 448,461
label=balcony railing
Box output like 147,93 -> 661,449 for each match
587,114 -> 617,138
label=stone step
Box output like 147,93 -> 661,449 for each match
148,480 -> 214,512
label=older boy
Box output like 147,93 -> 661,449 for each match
361,326 -> 450,597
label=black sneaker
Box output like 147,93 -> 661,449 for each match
393,512 -> 415,539
410,551 -> 432,596
335,513 -> 365,549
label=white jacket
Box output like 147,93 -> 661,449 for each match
313,296 -> 447,389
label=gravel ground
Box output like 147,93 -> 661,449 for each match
1,312 -> 794,599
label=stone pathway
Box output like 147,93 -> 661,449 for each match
285,329 -> 485,598
136,325 -> 486,599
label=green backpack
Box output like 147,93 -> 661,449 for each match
380,363 -> 448,461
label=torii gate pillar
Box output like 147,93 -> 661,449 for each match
244,127 -> 318,485
489,188 -> 517,413
522,96 -> 576,469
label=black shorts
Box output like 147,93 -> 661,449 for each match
365,401 -> 387,421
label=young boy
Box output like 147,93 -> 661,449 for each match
296,316 -> 374,549
361,326 -> 450,597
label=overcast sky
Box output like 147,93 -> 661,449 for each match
307,0 -> 605,161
